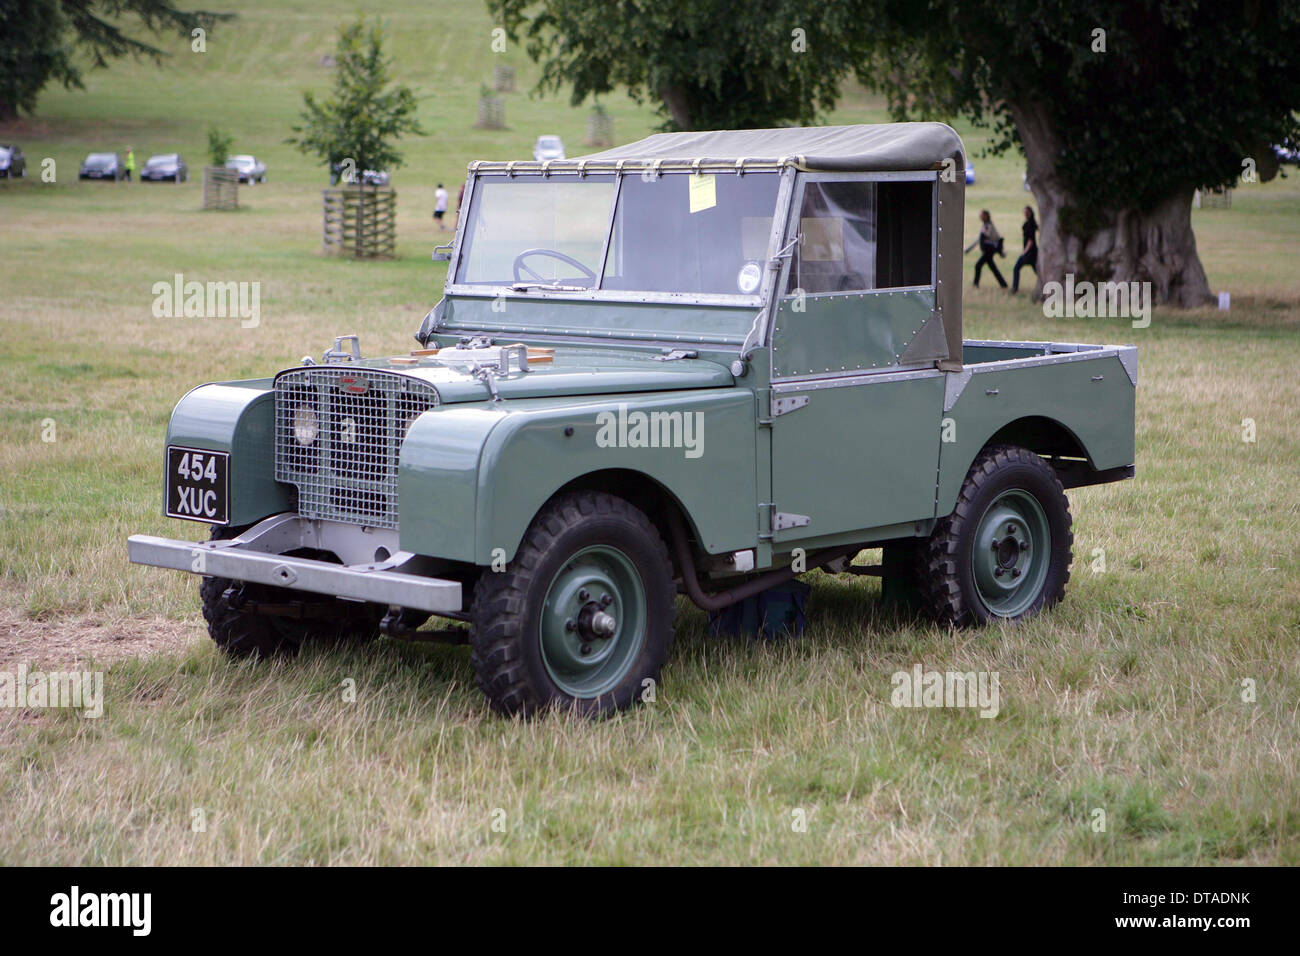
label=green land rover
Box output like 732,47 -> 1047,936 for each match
129,123 -> 1136,716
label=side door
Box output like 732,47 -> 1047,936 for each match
767,172 -> 947,549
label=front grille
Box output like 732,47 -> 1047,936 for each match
275,367 -> 438,529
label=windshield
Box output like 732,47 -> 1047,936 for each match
228,156 -> 253,165
147,155 -> 177,165
453,171 -> 781,297
87,153 -> 114,162
538,137 -> 561,149
455,177 -> 615,287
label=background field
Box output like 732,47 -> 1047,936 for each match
1,0 -> 1298,864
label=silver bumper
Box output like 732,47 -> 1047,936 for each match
127,514 -> 462,614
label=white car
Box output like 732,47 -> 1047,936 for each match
532,135 -> 566,161
225,154 -> 267,184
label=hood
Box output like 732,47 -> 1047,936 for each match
341,346 -> 734,403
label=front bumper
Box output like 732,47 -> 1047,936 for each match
127,513 -> 462,613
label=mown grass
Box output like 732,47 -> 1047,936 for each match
1,0 -> 1298,865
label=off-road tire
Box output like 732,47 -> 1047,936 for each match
200,525 -> 383,659
470,492 -> 675,717
918,444 -> 1072,626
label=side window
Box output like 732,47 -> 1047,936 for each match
786,180 -> 933,295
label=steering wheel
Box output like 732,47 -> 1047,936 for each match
512,248 -> 598,286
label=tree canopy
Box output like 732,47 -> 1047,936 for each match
288,16 -> 425,180
0,0 -> 232,120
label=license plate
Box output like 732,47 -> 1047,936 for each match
166,446 -> 230,524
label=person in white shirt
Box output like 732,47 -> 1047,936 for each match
433,183 -> 449,231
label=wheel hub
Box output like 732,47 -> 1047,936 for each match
538,545 -> 647,697
972,490 -> 1050,617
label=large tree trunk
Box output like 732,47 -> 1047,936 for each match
657,84 -> 694,130
1009,100 -> 1213,308
0,99 -> 17,122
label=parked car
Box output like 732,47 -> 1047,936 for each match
0,144 -> 27,178
965,161 -> 976,185
141,153 -> 188,182
79,152 -> 124,181
129,122 -> 1137,718
225,154 -> 267,184
533,134 -> 566,161
329,162 -> 389,186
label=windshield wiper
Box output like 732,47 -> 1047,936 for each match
510,281 -> 588,293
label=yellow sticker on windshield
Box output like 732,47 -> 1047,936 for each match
688,174 -> 716,213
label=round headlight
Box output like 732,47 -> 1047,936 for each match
736,261 -> 763,294
293,405 -> 319,446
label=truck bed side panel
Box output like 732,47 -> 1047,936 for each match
937,352 -> 1136,515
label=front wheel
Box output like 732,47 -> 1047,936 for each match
470,492 -> 675,717
918,444 -> 1072,625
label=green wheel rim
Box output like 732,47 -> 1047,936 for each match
971,488 -> 1051,618
539,544 -> 647,698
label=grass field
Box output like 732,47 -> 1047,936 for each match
2,0 -> 1298,865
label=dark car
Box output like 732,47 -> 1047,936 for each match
225,154 -> 267,184
0,144 -> 27,178
141,153 -> 189,183
79,152 -> 124,181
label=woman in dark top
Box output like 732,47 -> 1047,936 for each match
1012,206 -> 1038,293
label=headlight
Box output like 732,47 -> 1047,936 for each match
293,405 -> 319,446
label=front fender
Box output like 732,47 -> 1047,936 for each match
398,390 -> 758,565
165,380 -> 290,527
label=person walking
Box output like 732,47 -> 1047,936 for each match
1011,206 -> 1038,294
964,209 -> 1007,288
124,146 -> 135,183
433,182 -> 448,231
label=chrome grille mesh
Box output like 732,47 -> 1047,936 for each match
275,368 -> 438,529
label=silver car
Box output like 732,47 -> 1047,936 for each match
225,154 -> 267,184
532,135 -> 565,161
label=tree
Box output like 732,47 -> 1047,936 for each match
206,125 -> 232,165
288,16 -> 424,182
863,0 -> 1300,305
0,0 -> 232,121
491,0 -> 1300,306
489,0 -> 870,130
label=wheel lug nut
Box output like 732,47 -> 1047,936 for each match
994,568 -> 1004,578
1008,524 -> 1017,533
565,619 -> 576,631
580,643 -> 592,655
1012,568 -> 1021,578
599,594 -> 612,608
578,589 -> 589,601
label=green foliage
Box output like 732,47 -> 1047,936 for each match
288,16 -> 425,179
206,125 -> 234,166
489,0 -> 869,130
860,0 -> 1300,213
493,0 -> 1300,214
0,0 -> 233,119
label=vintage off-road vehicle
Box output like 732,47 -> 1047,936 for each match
129,123 -> 1136,716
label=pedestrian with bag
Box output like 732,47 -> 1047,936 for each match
964,209 -> 1007,289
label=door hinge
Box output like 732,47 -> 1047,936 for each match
773,511 -> 811,532
770,394 -> 809,417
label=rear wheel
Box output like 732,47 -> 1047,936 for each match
470,492 -> 675,717
199,525 -> 383,659
918,444 -> 1072,625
